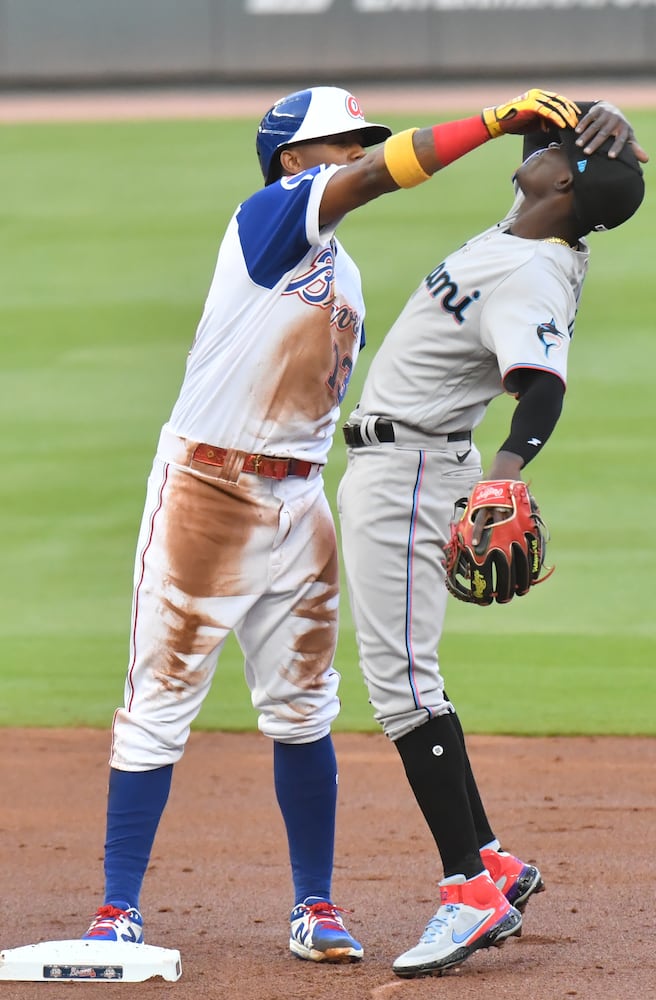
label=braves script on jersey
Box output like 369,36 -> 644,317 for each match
166,162 -> 365,465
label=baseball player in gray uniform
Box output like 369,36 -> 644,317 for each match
337,104 -> 645,977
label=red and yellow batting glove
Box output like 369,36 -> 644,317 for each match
482,89 -> 580,138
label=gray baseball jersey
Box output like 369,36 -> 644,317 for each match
356,213 -> 589,437
338,206 -> 589,742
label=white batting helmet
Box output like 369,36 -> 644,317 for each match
256,86 -> 391,185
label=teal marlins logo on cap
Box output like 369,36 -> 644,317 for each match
556,126 -> 645,234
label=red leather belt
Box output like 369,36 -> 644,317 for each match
191,443 -> 318,481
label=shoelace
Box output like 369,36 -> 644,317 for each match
86,904 -> 130,936
304,902 -> 350,931
420,904 -> 459,943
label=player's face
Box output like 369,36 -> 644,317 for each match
515,143 -> 572,196
283,132 -> 367,174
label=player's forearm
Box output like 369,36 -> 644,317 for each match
356,117 -> 493,199
498,370 -> 565,468
409,117 -> 493,174
321,118 -> 494,216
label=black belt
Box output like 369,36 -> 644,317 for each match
342,419 -> 470,448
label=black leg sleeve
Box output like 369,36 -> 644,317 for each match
394,714 -> 486,880
449,710 -> 496,850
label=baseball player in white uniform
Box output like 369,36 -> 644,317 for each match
75,85 -> 628,966
337,106 -> 645,977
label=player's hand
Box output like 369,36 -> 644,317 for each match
471,453 -> 525,546
482,89 -> 580,138
575,100 -> 649,163
471,506 -> 504,548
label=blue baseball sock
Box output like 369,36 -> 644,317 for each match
273,735 -> 337,905
103,764 -> 173,910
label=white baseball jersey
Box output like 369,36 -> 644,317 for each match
354,207 -> 589,436
167,163 -> 366,465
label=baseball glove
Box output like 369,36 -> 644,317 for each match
443,480 -> 553,606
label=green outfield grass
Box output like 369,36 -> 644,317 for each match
1,111 -> 654,734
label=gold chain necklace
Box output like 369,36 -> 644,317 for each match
543,237 -> 572,248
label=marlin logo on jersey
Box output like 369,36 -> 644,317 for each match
425,262 -> 480,325
284,247 -> 335,307
537,318 -> 566,357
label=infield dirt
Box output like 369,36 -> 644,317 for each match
1,729 -> 655,999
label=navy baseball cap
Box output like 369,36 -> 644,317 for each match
557,127 -> 645,235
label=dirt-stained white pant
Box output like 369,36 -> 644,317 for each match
110,432 -> 341,771
337,435 -> 482,743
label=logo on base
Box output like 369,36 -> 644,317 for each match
44,964 -> 123,980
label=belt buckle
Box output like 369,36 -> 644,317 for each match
252,453 -> 264,476
342,422 -> 356,446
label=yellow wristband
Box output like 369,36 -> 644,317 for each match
383,128 -> 431,188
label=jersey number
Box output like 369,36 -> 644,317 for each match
327,344 -> 353,404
